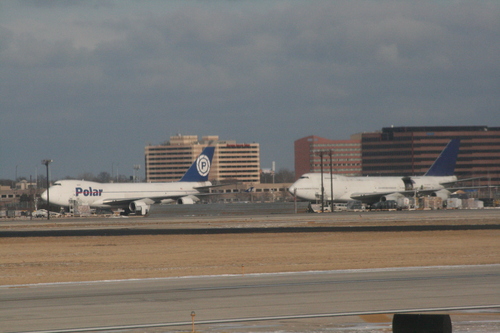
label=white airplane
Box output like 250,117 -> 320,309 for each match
289,139 -> 465,207
41,146 -> 215,215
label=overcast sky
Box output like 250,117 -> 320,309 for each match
1,0 -> 499,181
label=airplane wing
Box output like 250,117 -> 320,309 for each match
350,188 -> 446,204
100,193 -> 198,207
193,183 -> 229,191
99,189 -> 220,207
439,177 -> 484,187
351,185 -> 490,204
439,185 -> 490,193
100,194 -> 197,215
350,192 -> 393,203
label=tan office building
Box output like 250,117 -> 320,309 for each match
145,135 -> 260,183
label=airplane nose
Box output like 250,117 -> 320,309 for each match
288,185 -> 296,195
40,190 -> 47,202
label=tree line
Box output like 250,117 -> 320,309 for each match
1,168 -> 295,187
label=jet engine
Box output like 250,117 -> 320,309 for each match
129,200 -> 151,215
177,196 -> 197,204
380,193 -> 405,202
430,189 -> 451,200
377,193 -> 408,209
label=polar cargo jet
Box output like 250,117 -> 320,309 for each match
41,146 -> 215,215
289,139 -> 463,206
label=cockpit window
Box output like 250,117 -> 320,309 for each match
300,176 -> 309,179
53,182 -> 62,186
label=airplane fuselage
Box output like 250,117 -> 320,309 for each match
288,173 -> 457,203
289,139 -> 460,205
43,179 -> 211,208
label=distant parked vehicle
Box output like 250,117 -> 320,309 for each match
33,209 -> 61,218
33,209 -> 48,218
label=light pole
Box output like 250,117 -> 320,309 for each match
272,161 -> 275,184
319,151 -> 325,213
329,150 -> 334,212
41,159 -> 52,220
133,164 -> 141,182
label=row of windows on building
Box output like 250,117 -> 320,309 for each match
313,143 -> 360,147
145,135 -> 260,183
363,135 -> 500,142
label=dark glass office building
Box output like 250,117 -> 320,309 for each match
361,126 -> 500,193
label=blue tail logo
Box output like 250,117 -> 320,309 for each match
424,139 -> 460,176
180,146 -> 215,182
196,153 -> 211,177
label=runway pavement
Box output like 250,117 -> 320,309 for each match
2,265 -> 500,332
2,206 -> 500,332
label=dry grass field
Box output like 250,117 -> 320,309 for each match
1,226 -> 499,285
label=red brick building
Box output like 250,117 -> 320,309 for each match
294,135 -> 362,179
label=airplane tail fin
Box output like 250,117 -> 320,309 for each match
424,139 -> 460,176
180,146 -> 215,182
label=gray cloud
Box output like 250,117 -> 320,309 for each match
1,0 -> 499,180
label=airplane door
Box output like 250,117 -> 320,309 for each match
402,177 -> 414,191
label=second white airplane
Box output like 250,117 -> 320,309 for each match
289,139 -> 463,206
41,146 -> 215,215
